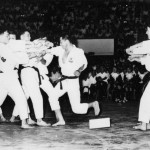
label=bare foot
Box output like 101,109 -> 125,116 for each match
133,125 -> 146,131
93,101 -> 100,116
27,119 -> 36,125
21,124 -> 34,129
37,120 -> 51,127
10,116 -> 15,123
0,117 -> 7,122
52,121 -> 66,127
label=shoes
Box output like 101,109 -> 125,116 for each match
37,120 -> 51,127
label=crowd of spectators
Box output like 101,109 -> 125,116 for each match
1,0 -> 150,103
0,0 -> 149,49
81,57 -> 148,104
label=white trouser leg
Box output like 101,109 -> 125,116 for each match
0,82 -> 8,115
40,78 -> 54,98
0,71 -> 28,120
48,78 -> 88,114
47,81 -> 67,111
8,78 -> 28,120
0,74 -> 28,120
40,78 -> 55,109
21,68 -> 44,119
12,104 -> 30,117
67,79 -> 88,114
0,107 -> 2,115
12,85 -> 30,117
12,105 -> 19,117
138,81 -> 150,123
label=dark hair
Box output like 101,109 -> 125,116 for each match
0,26 -> 8,35
61,31 -> 77,46
19,28 -> 30,36
146,17 -> 150,27
49,66 -> 61,77
9,30 -> 17,36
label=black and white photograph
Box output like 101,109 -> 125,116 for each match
0,0 -> 150,149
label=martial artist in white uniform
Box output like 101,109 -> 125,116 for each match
0,32 -> 18,122
48,34 -> 100,126
0,29 -> 33,128
10,49 -> 54,124
127,26 -> 150,131
15,31 -> 51,126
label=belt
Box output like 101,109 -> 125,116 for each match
32,66 -> 42,85
55,75 -> 78,89
142,72 -> 150,93
84,86 -> 90,88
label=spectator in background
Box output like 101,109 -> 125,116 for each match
96,66 -> 109,100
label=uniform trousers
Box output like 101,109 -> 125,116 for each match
48,78 -> 89,114
20,67 -> 43,119
138,81 -> 150,123
0,72 -> 28,120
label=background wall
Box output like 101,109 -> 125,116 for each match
77,39 -> 114,55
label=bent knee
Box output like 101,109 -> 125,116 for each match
72,107 -> 82,114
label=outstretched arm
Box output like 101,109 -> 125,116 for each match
126,40 -> 150,55
128,54 -> 147,63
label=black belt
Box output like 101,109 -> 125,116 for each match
84,86 -> 90,89
83,86 -> 90,90
54,75 -> 78,89
32,66 -> 42,85
142,72 -> 150,93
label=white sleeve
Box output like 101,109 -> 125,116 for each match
74,50 -> 88,71
0,44 -> 29,65
43,53 -> 54,66
12,52 -> 29,65
140,55 -> 150,65
133,40 -> 150,54
50,46 -> 63,56
8,40 -> 26,52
